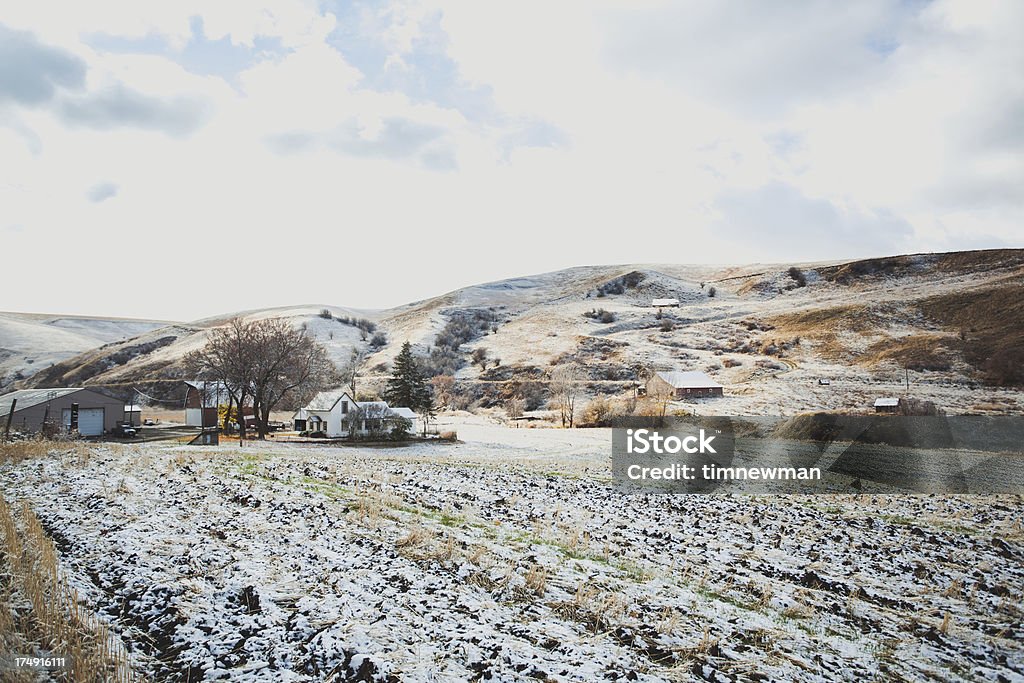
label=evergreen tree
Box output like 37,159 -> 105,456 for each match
383,342 -> 433,414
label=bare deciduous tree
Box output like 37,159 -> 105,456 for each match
429,374 -> 456,409
184,318 -> 255,440
342,348 -> 367,397
549,363 -> 583,428
186,317 -> 335,441
506,396 -> 524,421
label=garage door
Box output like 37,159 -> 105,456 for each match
62,408 -> 105,436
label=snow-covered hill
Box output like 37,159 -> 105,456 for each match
0,312 -> 171,392
7,249 -> 1024,414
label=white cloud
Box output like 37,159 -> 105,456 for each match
0,0 -> 1020,319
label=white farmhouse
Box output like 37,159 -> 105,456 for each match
294,389 -> 356,435
294,389 -> 417,437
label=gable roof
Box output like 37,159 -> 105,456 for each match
390,407 -> 417,420
652,298 -> 680,306
184,380 -> 232,407
0,388 -> 90,415
653,370 -> 723,389
304,389 -> 354,412
874,397 -> 900,407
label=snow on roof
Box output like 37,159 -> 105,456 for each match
124,405 -> 143,412
654,370 -> 723,389
356,400 -> 391,414
304,389 -> 353,412
874,397 -> 900,407
390,407 -> 417,419
0,388 -> 88,415
652,298 -> 680,306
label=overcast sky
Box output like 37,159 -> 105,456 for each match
1,0 -> 1021,320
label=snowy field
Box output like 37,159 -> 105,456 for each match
1,420 -> 1022,682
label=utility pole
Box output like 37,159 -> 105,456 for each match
905,368 -> 910,395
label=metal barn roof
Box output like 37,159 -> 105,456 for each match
654,371 -> 723,389
874,397 -> 900,407
0,388 -> 88,416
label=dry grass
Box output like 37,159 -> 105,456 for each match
396,524 -> 430,549
0,440 -> 54,463
524,564 -> 548,597
859,333 -> 959,371
0,494 -> 134,681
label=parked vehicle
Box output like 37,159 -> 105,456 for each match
111,423 -> 137,438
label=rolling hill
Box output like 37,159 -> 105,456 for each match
5,249 -> 1023,415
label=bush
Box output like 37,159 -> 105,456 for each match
369,331 -> 387,348
708,286 -> 717,298
787,267 -> 807,287
583,308 -> 615,324
319,308 -> 333,319
580,396 -> 613,427
660,319 -> 674,332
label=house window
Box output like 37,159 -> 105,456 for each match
342,401 -> 348,414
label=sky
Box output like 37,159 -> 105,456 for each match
0,0 -> 1021,320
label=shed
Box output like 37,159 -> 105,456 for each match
0,388 -> 124,436
652,298 -> 680,308
874,397 -> 899,414
646,371 -> 724,399
123,404 -> 143,426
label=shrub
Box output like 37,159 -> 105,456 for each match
369,331 -> 388,348
580,396 -> 613,426
660,319 -> 674,332
583,308 -> 616,323
787,267 -> 807,287
708,286 -> 717,298
319,308 -> 333,319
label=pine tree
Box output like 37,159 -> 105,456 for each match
384,342 -> 433,414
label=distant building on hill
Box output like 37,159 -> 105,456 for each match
646,370 -> 724,399
874,397 -> 899,413
652,298 -> 680,308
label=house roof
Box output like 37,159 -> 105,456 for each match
304,389 -> 354,412
390,407 -> 417,420
0,388 -> 89,415
652,298 -> 680,306
874,397 -> 900,407
356,401 -> 392,416
653,370 -> 723,389
124,405 -> 143,412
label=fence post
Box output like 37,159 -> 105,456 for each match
3,398 -> 15,441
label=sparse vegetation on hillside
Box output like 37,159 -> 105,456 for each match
594,271 -> 645,298
420,308 -> 503,377
787,266 -> 807,287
